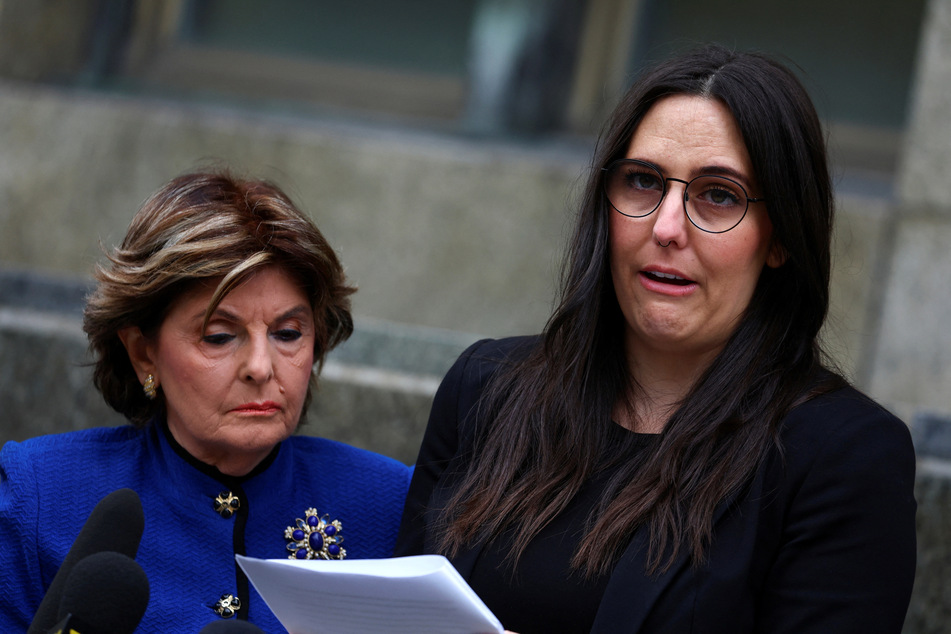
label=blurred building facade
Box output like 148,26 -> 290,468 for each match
0,0 -> 940,390
1,2 -> 950,630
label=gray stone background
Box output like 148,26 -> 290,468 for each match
0,1 -> 949,631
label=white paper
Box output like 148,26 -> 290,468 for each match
236,554 -> 504,634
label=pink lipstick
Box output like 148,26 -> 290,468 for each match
231,401 -> 281,415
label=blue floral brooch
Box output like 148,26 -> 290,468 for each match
284,508 -> 346,560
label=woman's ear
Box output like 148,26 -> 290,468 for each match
118,326 -> 156,384
766,240 -> 788,268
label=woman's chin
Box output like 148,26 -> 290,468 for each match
229,424 -> 295,454
189,424 -> 297,474
208,441 -> 282,475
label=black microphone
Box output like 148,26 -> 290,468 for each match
28,488 -> 145,634
198,620 -> 267,632
50,551 -> 150,634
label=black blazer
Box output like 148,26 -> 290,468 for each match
395,337 -> 917,633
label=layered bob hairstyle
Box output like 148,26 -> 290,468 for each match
83,170 -> 355,427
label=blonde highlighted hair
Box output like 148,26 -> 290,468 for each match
83,170 -> 355,426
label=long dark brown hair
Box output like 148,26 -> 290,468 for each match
435,45 -> 844,576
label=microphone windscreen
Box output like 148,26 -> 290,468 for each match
28,488 -> 145,634
198,620 -> 267,633
57,551 -> 150,634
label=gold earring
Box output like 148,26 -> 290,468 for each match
143,374 -> 158,400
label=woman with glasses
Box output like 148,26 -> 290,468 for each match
395,45 -> 916,633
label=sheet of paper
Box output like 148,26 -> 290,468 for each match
236,554 -> 504,634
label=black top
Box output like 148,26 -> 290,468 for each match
468,426 -> 657,634
395,336 -> 917,633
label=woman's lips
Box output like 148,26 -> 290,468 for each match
638,269 -> 697,296
644,270 -> 693,285
231,401 -> 281,415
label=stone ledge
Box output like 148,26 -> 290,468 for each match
905,458 -> 951,634
913,411 -> 951,461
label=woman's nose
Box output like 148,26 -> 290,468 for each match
652,181 -> 689,248
241,335 -> 274,383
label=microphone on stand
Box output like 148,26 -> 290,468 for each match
28,488 -> 145,634
49,551 -> 150,634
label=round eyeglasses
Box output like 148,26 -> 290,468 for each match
601,159 -> 766,234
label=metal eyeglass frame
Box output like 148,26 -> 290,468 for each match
601,158 -> 767,234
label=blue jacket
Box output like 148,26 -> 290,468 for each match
0,423 -> 412,633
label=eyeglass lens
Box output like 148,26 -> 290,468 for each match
604,160 -> 750,233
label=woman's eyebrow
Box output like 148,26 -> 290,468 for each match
696,164 -> 752,184
625,158 -> 753,185
274,305 -> 312,323
195,304 -> 312,327
200,308 -> 240,323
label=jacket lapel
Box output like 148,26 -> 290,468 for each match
448,538 -> 485,579
590,525 -> 693,632
590,472 -> 762,633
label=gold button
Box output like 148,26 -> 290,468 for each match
213,492 -> 240,519
212,593 -> 241,618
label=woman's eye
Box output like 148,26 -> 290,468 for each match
690,176 -> 746,208
712,189 -> 739,205
273,329 -> 303,342
699,186 -> 741,206
626,170 -> 661,191
202,333 -> 234,345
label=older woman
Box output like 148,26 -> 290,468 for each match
0,171 -> 411,632
395,45 -> 916,633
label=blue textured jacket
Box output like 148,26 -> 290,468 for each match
0,423 -> 412,633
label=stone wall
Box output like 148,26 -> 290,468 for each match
880,0 -> 951,629
0,81 -> 580,339
870,0 -> 951,419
